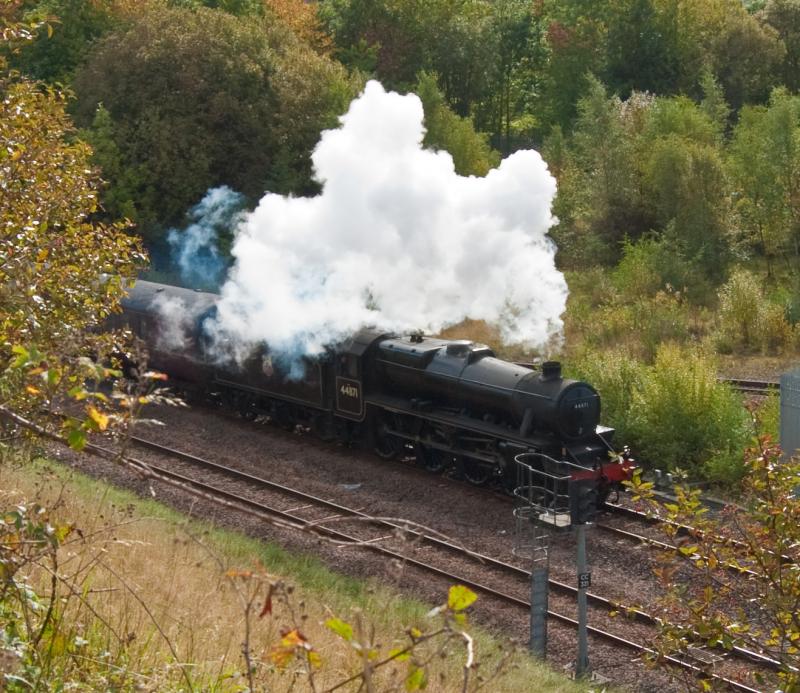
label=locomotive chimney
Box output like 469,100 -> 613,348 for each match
541,361 -> 562,381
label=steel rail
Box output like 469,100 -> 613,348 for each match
129,434 -> 780,679
720,378 -> 779,395
0,407 -> 773,690
126,439 -> 764,693
605,501 -> 794,565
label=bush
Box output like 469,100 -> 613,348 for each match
628,345 -> 749,484
572,345 -> 750,487
612,235 -> 688,299
613,231 -> 719,305
569,349 -> 645,445
713,268 -> 794,354
576,288 -> 692,361
754,390 -> 781,443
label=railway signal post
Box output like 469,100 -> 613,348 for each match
570,480 -> 597,675
570,479 -> 597,677
575,522 -> 591,676
513,452 -> 581,661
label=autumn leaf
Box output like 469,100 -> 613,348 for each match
259,586 -> 273,618
447,585 -> 477,612
325,617 -> 353,642
87,406 -> 109,431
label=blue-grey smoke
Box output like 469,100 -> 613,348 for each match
167,186 -> 245,290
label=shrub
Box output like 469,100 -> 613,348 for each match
612,232 -> 717,305
713,268 -> 793,354
572,345 -> 750,487
754,390 -> 780,443
612,235 -> 687,300
577,288 -> 692,361
627,344 -> 749,484
758,302 -> 793,353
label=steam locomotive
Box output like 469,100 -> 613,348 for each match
113,280 -> 633,501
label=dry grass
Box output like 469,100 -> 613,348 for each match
0,456 -> 594,692
438,319 -> 541,362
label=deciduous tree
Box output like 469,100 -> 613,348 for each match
1,18 -> 146,445
73,5 -> 355,234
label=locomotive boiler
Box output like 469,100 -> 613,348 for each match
112,280 -> 633,501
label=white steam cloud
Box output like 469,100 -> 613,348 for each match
210,81 -> 567,357
151,292 -> 191,351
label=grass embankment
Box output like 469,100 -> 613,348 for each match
1,456 -> 594,692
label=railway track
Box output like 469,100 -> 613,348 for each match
121,432 -> 776,691
0,405 -> 782,690
720,378 -> 779,395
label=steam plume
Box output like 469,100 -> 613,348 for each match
167,186 -> 244,289
210,81 -> 567,357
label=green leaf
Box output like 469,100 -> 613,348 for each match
405,665 -> 427,691
11,345 -> 30,368
388,647 -> 411,662
447,585 -> 477,612
67,428 -> 87,451
325,617 -> 353,642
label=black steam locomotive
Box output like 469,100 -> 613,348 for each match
113,280 -> 633,499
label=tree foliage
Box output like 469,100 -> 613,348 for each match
629,436 -> 800,691
729,88 -> 800,274
0,80 -> 144,395
0,12 -> 155,453
416,72 -> 499,177
73,4 -> 356,234
9,0 -> 121,84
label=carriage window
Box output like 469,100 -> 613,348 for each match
342,355 -> 358,378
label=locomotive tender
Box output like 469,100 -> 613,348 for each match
114,280 -> 632,500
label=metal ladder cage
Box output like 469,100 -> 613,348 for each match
513,452 -> 585,530
512,504 -> 551,562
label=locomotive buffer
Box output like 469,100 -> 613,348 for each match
514,453 -> 597,678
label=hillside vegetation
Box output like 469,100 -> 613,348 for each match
3,1 -> 800,688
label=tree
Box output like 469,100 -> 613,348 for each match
728,89 -> 800,273
10,0 -> 120,84
475,0 -> 546,152
629,434 -> 800,690
1,18 -> 147,446
549,77 -> 652,265
674,0 -> 784,110
762,0 -> 800,92
537,2 -> 609,131
262,0 -> 333,54
73,5 -> 355,234
640,96 -> 730,278
416,72 -> 499,177
604,0 -> 680,97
